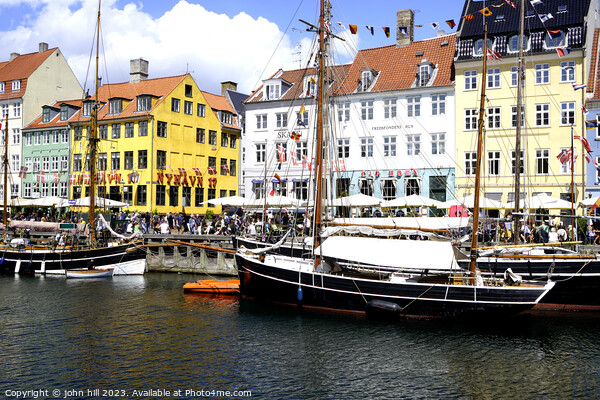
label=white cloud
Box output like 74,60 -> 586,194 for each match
0,0 -> 303,95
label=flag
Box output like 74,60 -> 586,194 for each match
575,135 -> 592,152
36,171 -> 45,183
430,22 -> 439,29
336,22 -> 345,29
573,83 -> 587,90
274,173 -> 281,183
547,29 -> 562,39
557,47 -> 571,57
18,166 -> 27,179
192,167 -> 201,175
339,159 -> 347,172
415,24 -> 423,27
446,19 -> 456,29
487,48 -> 502,61
207,166 -> 217,175
54,173 -> 61,184
269,185 -> 274,196
300,104 -> 306,115
383,27 -> 390,37
590,196 -> 600,215
291,155 -> 299,167
530,0 -> 542,6
503,0 -> 516,7
582,104 -> 588,114
586,120 -> 598,130
297,119 -> 306,127
221,164 -> 229,174
464,14 -> 474,20
277,145 -> 286,163
539,13 -> 553,23
480,7 -> 492,16
69,174 -> 77,185
366,25 -> 374,35
332,161 -> 339,172
398,26 -> 407,36
291,131 -> 301,141
557,148 -> 572,164
349,24 -> 357,34
178,167 -> 187,176
302,155 -> 310,170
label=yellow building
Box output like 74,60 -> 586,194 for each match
69,59 -> 240,215
454,1 -> 595,209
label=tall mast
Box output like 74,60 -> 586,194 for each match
313,0 -> 326,269
469,23 -> 489,277
513,0 -> 525,244
89,0 -> 101,246
3,116 -> 7,232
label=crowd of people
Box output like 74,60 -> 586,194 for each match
480,218 -> 582,244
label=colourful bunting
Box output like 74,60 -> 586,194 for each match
383,27 -> 390,37
557,47 -> 571,57
575,135 -> 592,152
573,83 -> 587,90
366,25 -> 374,35
480,8 -> 492,16
464,14 -> 474,20
582,104 -> 588,114
503,0 -> 516,7
487,48 -> 502,61
398,26 -> 407,36
530,0 -> 542,6
349,24 -> 357,34
586,120 -> 598,130
539,13 -> 553,23
291,131 -> 301,141
430,22 -> 439,29
547,29 -> 562,39
415,24 -> 423,27
300,104 -> 306,114
446,19 -> 456,29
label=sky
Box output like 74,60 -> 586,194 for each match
0,0 -> 463,96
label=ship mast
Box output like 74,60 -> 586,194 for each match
89,0 -> 101,246
513,0 -> 525,244
3,116 -> 7,234
469,23 -> 489,277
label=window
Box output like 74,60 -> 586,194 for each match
60,182 -> 68,197
431,94 -> 446,116
125,122 -> 134,138
431,133 -> 445,155
136,185 -> 147,206
360,70 -> 373,92
184,100 -> 193,115
256,143 -> 266,163
157,150 -> 167,170
99,125 -> 108,140
51,182 -> 58,197
34,132 -> 41,145
381,179 -> 397,201
535,104 -> 550,126
157,121 -> 167,138
220,111 -> 233,126
266,83 -> 281,100
465,152 -> 477,175
359,178 -> 374,196
219,158 -> 227,175
43,131 -> 50,145
197,104 -> 205,117
230,159 -> 236,177
383,136 -> 396,156
535,64 -> 550,84
465,70 -> 478,90
487,107 -> 501,129
25,133 -> 32,146
196,128 -> 205,143
383,98 -> 397,119
169,186 -> 179,207
221,132 -> 229,147
112,123 -> 121,139
73,154 -> 82,172
51,156 -> 59,171
230,135 -> 237,149
361,100 -> 374,120
561,102 -> 575,125
82,102 -> 92,117
488,151 -> 500,175
360,137 -> 373,158
276,112 -> 288,128
111,152 -> 120,170
256,114 -> 267,129
407,96 -> 421,117
296,141 -> 308,161
337,138 -> 350,158
488,68 -> 501,88
138,150 -> 147,169
138,121 -> 148,136
252,181 -> 264,199
2,104 -> 9,119
51,130 -> 58,144
185,84 -> 193,97
545,30 -> 564,48
98,153 -> 107,171
74,126 -> 82,141
13,128 -> 21,145
297,111 -> 309,127
194,187 -> 204,206
305,77 -> 316,97
41,183 -> 49,197
13,102 -> 21,117
508,34 -> 528,52
24,183 -> 31,197
536,149 -> 549,174
511,105 -> 525,128
418,64 -> 432,86
156,185 -> 166,206
171,98 -> 180,112
137,96 -> 151,112
338,101 -> 350,122
465,109 -> 478,130
294,181 -> 308,200
510,66 -> 519,87
208,157 -> 217,173
407,134 -> 420,156
0,82 -> 4,93
560,61 -> 575,83
124,151 -> 133,170
511,150 -> 525,174
109,99 -> 122,114
61,129 -> 68,143
209,130 -> 217,145
61,155 -> 68,171
60,105 -> 68,120
12,80 -> 21,91
33,157 -> 40,172
181,187 -> 191,207
11,155 -> 19,172
474,38 -> 492,56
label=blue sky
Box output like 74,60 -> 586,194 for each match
0,0 -> 464,94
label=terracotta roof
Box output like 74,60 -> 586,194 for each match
0,49 -> 56,100
587,29 -> 600,101
24,99 -> 84,130
201,90 -> 241,130
337,34 -> 456,95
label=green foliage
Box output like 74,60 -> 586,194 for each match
205,210 -> 215,220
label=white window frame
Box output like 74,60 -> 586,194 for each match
407,96 -> 421,117
560,61 -> 575,83
535,63 -> 550,84
431,94 -> 446,116
487,107 -> 501,129
383,98 -> 397,119
407,134 -> 421,156
360,100 -> 374,120
560,102 -> 575,126
487,68 -> 501,89
465,152 -> 477,176
535,104 -> 550,126
465,70 -> 478,90
431,133 -> 445,155
488,151 -> 501,175
465,109 -> 478,131
360,137 -> 374,158
383,136 -> 397,157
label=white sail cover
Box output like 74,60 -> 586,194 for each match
316,236 -> 459,271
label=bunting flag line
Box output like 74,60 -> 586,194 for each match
430,22 -> 439,29
398,26 -> 407,36
480,7 -> 492,16
539,13 -> 553,23
503,0 -> 516,7
547,29 -> 562,39
366,25 -> 374,35
446,19 -> 456,29
349,24 -> 357,34
557,148 -> 572,164
575,135 -> 592,152
557,46 -> 571,57
586,120 -> 598,130
464,14 -> 474,20
274,173 -> 281,183
336,22 -> 345,29
383,27 -> 390,37
582,104 -> 588,114
291,131 -> 301,141
589,196 -> 600,215
530,0 -> 542,6
277,145 -> 286,163
573,83 -> 587,90
415,24 -> 423,27
487,48 -> 503,61
19,166 -> 28,179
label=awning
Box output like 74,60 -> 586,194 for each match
251,179 -> 263,184
292,178 -> 308,183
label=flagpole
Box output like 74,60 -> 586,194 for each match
571,124 -> 575,227
513,0 -> 525,244
3,115 -> 8,235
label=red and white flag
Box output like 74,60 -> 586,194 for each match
277,145 -> 286,163
207,166 -> 217,175
19,166 -> 28,178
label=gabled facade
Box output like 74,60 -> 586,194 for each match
0,42 -> 83,199
69,59 -> 240,214
584,28 -> 600,199
454,0 -> 597,207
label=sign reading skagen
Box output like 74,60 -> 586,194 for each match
371,125 -> 413,130
276,130 -> 291,139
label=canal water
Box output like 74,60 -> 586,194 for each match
1,272 -> 600,399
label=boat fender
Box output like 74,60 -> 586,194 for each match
0,256 -> 3,265
366,299 -> 402,315
297,286 -> 303,302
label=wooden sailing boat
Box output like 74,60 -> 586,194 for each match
0,0 -> 145,276
234,0 -> 554,319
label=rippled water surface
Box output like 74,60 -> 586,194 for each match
1,273 -> 600,399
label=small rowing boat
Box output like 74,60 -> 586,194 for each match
66,268 -> 114,279
183,279 -> 240,294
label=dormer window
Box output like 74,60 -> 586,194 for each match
60,104 -> 69,121
11,80 -> 21,92
0,82 -> 4,93
219,111 -> 233,125
359,69 -> 375,92
137,95 -> 151,112
508,34 -> 529,52
266,83 -> 281,100
545,30 -> 564,48
42,108 -> 51,123
417,62 -> 434,86
109,98 -> 122,114
82,101 -> 92,117
474,38 -> 493,56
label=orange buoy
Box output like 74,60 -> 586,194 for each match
183,279 -> 240,295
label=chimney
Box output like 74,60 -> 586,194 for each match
129,58 -> 149,83
396,9 -> 414,47
9,53 -> 20,61
39,42 -> 49,53
221,81 -> 238,97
